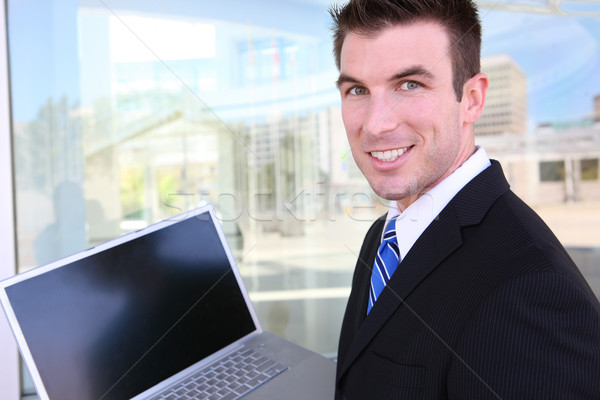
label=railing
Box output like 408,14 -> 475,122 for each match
476,0 -> 600,17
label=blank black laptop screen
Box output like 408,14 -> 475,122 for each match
6,212 -> 256,400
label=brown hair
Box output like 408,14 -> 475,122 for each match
329,0 -> 482,101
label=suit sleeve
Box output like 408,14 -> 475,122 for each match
447,270 -> 600,399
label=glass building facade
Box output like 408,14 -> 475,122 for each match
1,1 -> 599,398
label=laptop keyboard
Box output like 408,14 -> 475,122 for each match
151,346 -> 288,400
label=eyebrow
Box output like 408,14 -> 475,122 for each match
335,74 -> 360,88
336,65 -> 435,88
391,66 -> 435,82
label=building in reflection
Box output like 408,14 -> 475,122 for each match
480,96 -> 600,206
476,54 -> 528,136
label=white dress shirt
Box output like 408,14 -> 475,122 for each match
382,146 -> 492,260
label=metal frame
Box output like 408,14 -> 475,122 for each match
0,0 -> 20,398
477,0 -> 600,17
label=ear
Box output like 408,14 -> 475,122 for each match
461,73 -> 488,124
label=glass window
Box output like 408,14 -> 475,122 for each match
7,3 -> 361,395
581,158 -> 599,181
540,161 -> 566,182
4,0 -> 600,398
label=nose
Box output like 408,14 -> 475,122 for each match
362,93 -> 399,137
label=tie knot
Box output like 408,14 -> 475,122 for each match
383,216 -> 398,243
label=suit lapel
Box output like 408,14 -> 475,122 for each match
338,160 -> 511,380
336,216 -> 384,369
339,206 -> 463,378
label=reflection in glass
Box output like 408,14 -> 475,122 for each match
5,0 -> 600,396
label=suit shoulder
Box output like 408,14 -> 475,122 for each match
467,189 -> 596,296
482,190 -> 569,261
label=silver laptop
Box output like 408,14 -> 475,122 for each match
0,204 -> 335,400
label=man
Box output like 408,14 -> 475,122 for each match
330,0 -> 600,398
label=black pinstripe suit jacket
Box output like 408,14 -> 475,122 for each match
336,160 -> 600,399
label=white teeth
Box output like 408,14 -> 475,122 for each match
371,147 -> 410,162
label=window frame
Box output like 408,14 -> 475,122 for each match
0,1 -> 20,399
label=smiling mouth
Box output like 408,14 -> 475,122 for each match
370,146 -> 413,162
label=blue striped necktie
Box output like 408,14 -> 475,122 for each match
367,216 -> 400,314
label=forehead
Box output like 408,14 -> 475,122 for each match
339,22 -> 452,79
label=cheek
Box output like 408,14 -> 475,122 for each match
427,110 -> 463,162
392,100 -> 434,142
341,105 -> 363,138
404,97 -> 436,123
411,100 -> 459,139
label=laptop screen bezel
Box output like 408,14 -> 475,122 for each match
0,204 -> 263,400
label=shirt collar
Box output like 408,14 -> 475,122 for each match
382,146 -> 491,258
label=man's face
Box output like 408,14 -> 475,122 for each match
337,22 -> 475,209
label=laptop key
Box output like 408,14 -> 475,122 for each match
247,376 -> 264,388
197,383 -> 208,391
256,360 -> 276,372
264,364 -> 287,377
206,386 -> 218,395
220,393 -> 238,400
216,380 -> 227,389
251,355 -> 267,365
233,384 -> 253,396
154,346 -> 287,400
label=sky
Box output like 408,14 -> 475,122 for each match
481,9 -> 600,127
7,1 -> 600,130
102,6 -> 600,130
